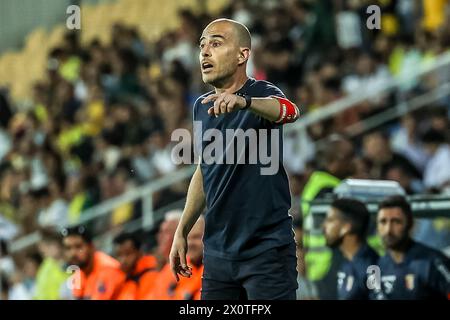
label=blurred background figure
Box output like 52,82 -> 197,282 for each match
373,196 -> 450,300
147,215 -> 204,300
323,198 -> 378,300
301,134 -> 356,299
34,186 -> 69,230
363,130 -> 422,182
8,252 -> 41,300
154,210 -> 183,270
34,229 -> 69,300
62,225 -> 124,300
113,232 -> 157,300
420,128 -> 450,192
0,239 -> 15,279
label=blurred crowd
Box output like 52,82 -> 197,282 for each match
1,0 -> 450,299
1,210 -> 205,300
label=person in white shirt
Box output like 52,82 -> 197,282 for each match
8,252 -> 42,300
390,113 -> 429,171
35,183 -> 68,229
421,128 -> 450,191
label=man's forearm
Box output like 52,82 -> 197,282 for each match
176,164 -> 206,238
247,97 -> 281,122
246,97 -> 299,124
203,93 -> 299,124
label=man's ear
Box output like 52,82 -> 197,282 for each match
238,48 -> 250,65
340,223 -> 351,237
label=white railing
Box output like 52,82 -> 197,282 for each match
10,51 -> 450,253
284,51 -> 450,133
10,166 -> 195,252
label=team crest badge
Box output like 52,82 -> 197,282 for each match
98,282 -> 106,293
405,274 -> 415,290
346,276 -> 354,292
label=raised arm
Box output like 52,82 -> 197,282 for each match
201,93 -> 300,124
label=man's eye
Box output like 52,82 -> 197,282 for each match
199,43 -> 205,49
212,42 -> 220,47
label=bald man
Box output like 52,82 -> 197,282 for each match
170,19 -> 300,300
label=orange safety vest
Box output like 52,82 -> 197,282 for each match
145,259 -> 203,300
72,251 -> 125,300
114,255 -> 158,300
172,263 -> 203,300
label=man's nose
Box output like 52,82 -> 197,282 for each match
201,47 -> 211,57
385,222 -> 394,234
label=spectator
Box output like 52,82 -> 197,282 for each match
34,229 -> 69,300
386,164 -> 425,194
8,252 -> 42,300
154,210 -> 182,270
147,215 -> 204,300
109,167 -> 138,228
323,198 -> 378,300
0,90 -> 12,162
342,53 -> 391,98
301,134 -> 356,300
301,134 -> 355,214
0,209 -> 19,241
429,107 -> 450,136
390,113 -> 429,171
66,173 -> 100,225
422,0 -> 450,32
61,225 -> 125,300
373,195 -> 450,299
34,185 -> 68,230
1,272 -> 10,300
421,128 -> 450,191
0,239 -> 15,278
363,130 -> 422,181
113,232 -> 158,300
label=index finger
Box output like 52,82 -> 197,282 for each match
201,94 -> 219,104
179,249 -> 188,270
170,255 -> 180,282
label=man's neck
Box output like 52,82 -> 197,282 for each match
340,236 -> 363,261
388,239 -> 412,264
389,250 -> 405,264
83,253 -> 95,275
214,71 -> 248,94
129,254 -> 143,276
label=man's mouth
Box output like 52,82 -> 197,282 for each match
383,235 -> 399,245
201,61 -> 214,73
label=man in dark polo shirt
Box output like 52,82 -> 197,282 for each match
372,196 -> 450,300
323,198 -> 379,300
169,18 -> 300,300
